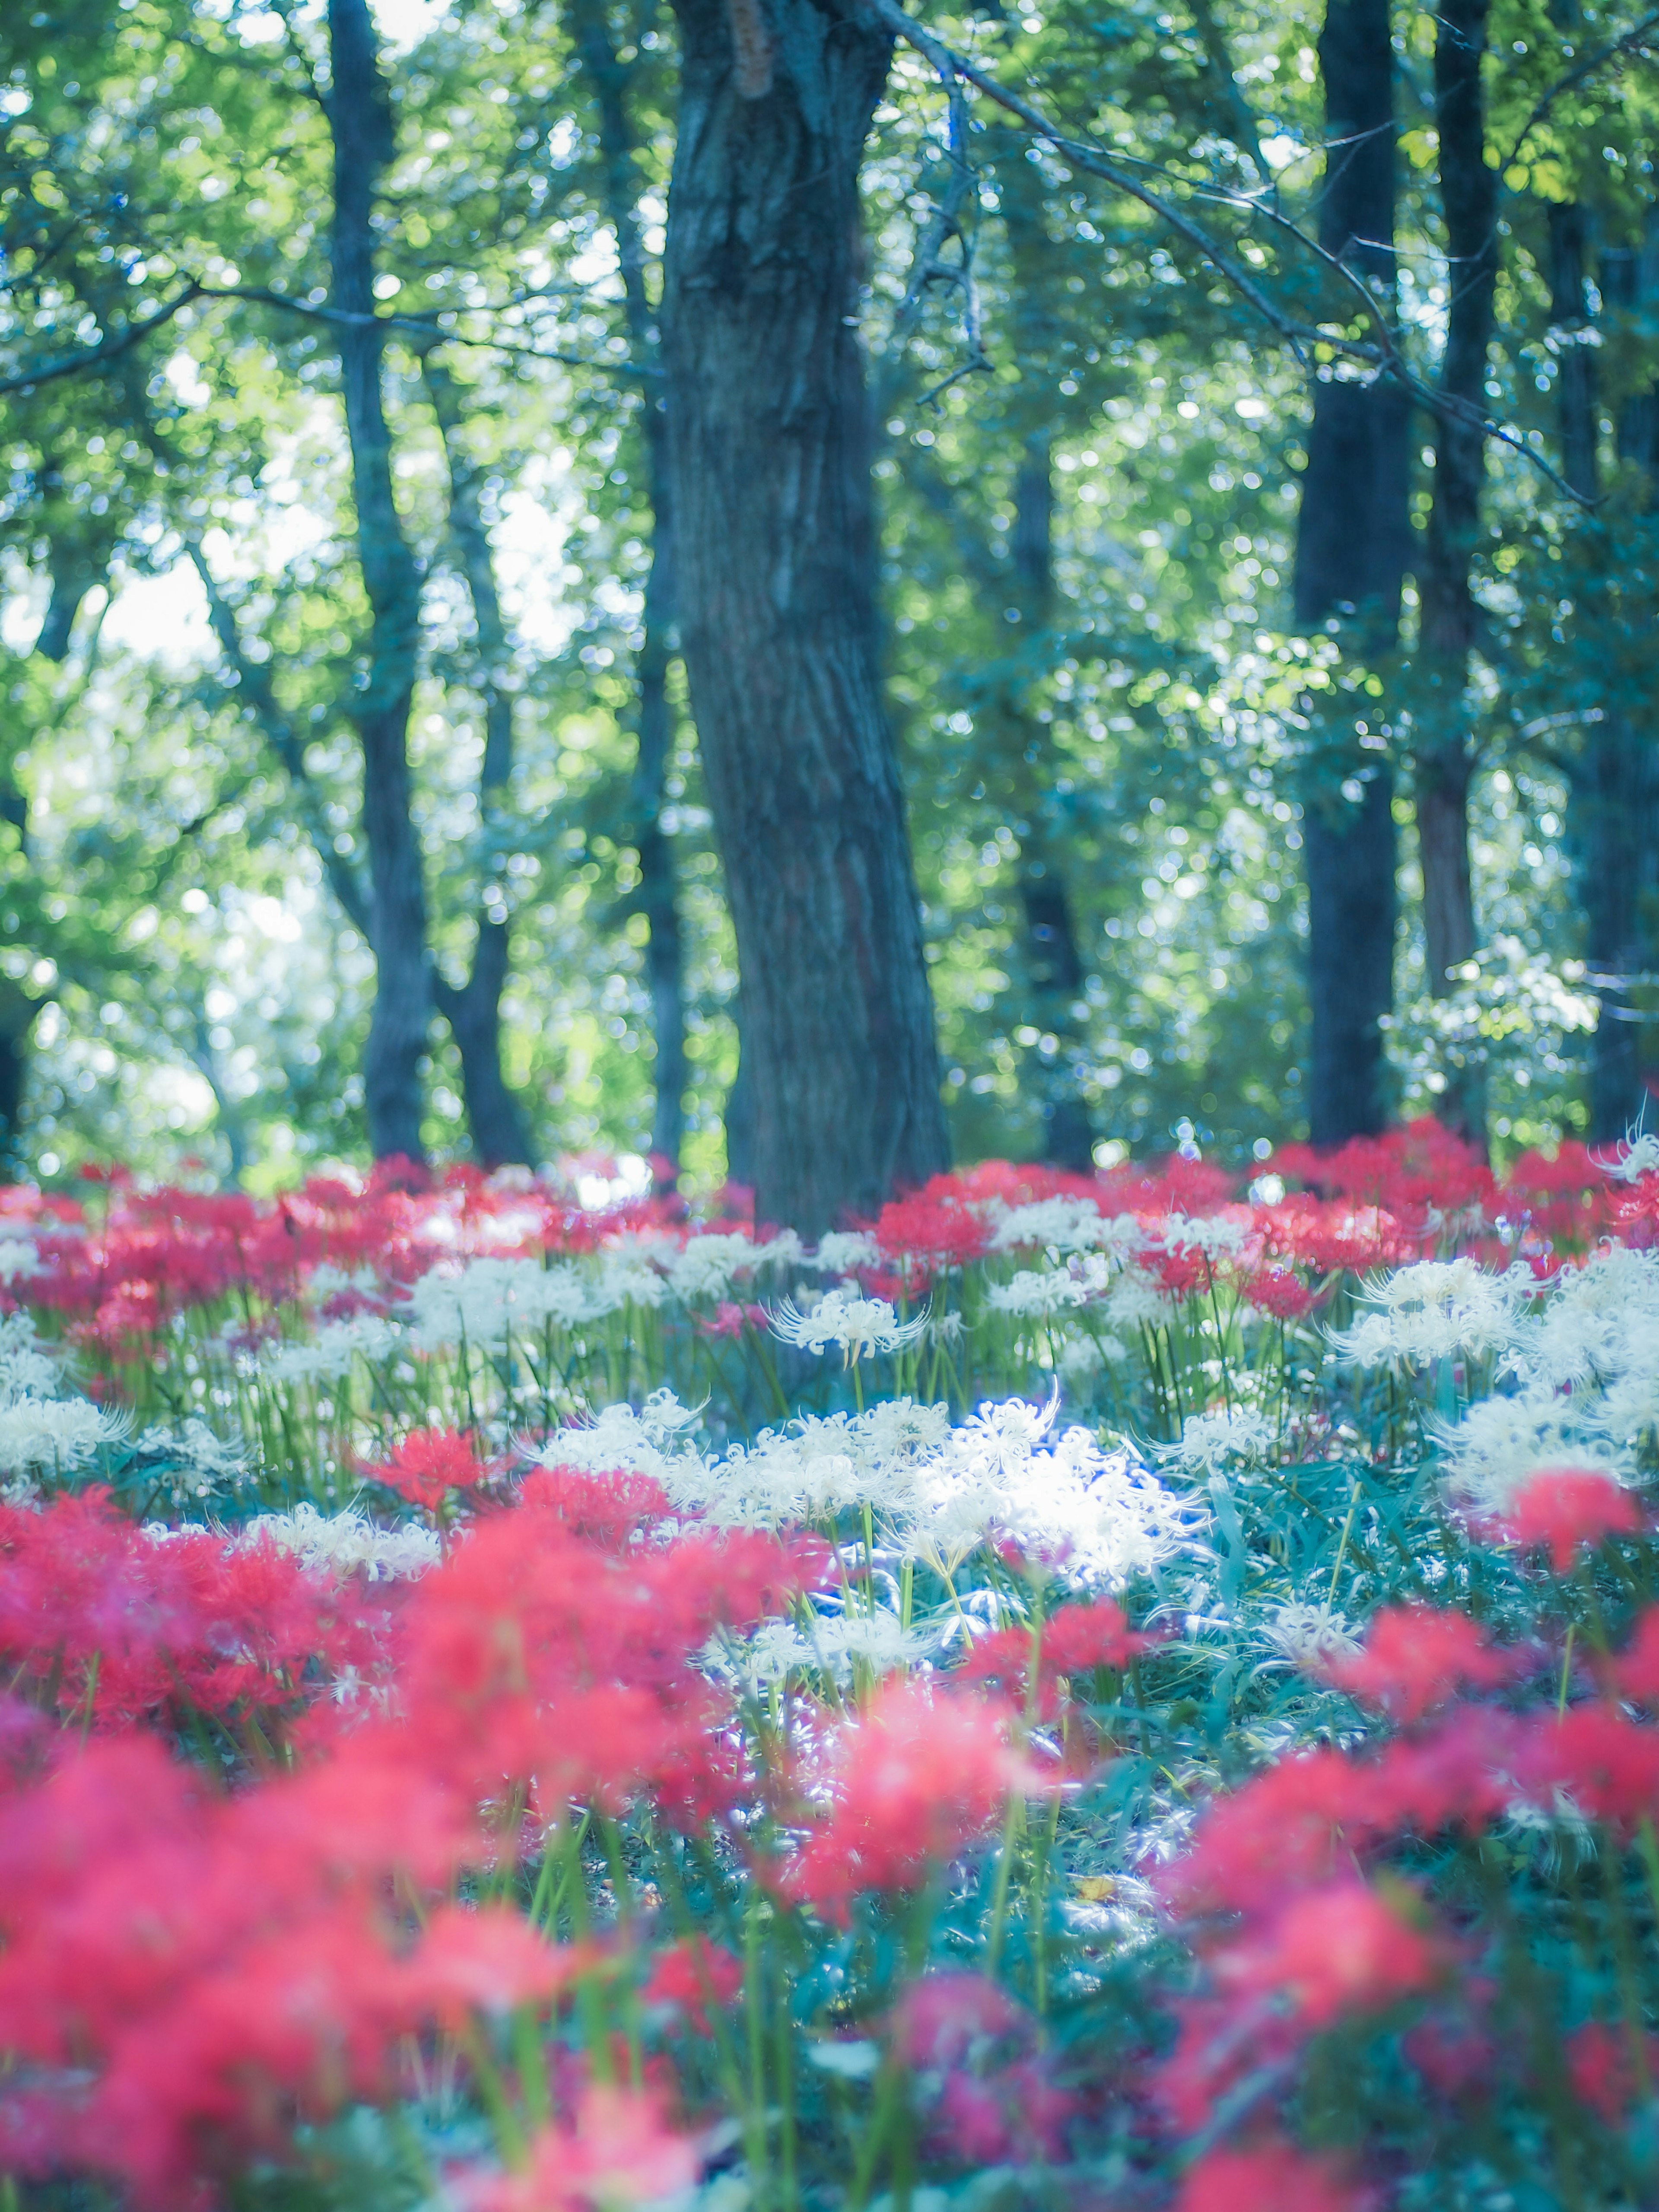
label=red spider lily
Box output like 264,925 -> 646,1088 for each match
889,1972 -> 1027,2070
1096,1154 -> 1237,1214
1242,1265 -> 1316,1320
454,2085 -> 699,2212
954,1599 -> 1147,1716
1162,1707 -> 1522,1921
1325,1605 -> 1522,1724
1147,1246 -> 1211,1298
934,2056 -> 1078,2166
515,1466 -> 674,1550
400,1903 -> 599,2025
1521,1704 -> 1659,1833
641,1936 -> 743,2032
887,1972 -> 1076,2166
1565,2019 -> 1659,2123
1612,1605 -> 1659,1705
1502,1468 -> 1643,1572
1500,1144 -> 1616,1249
364,1427 -> 492,1511
1214,1878 -> 1444,2026
393,1504 -> 821,1821
695,1299 -> 768,1339
1258,1192 -> 1416,1276
779,1681 -> 1036,1920
1176,2138 -> 1365,2212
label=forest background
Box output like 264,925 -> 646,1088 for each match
2,0 -> 1656,1228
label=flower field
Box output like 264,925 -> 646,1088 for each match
7,1122 -> 1659,2210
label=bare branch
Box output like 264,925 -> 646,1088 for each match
0,282 -> 204,397
865,0 -> 1325,362
868,0 -> 1599,503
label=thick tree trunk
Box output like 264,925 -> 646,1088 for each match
1413,0 -> 1497,1144
328,0 -> 429,1166
422,357 -> 533,1169
1293,0 -> 1408,1144
661,0 -> 948,1235
574,2 -> 689,1185
1571,222 -> 1659,1138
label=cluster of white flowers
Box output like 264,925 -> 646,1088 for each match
662,1229 -> 803,1302
0,1232 -> 43,1285
0,1313 -> 126,1497
0,1395 -> 127,1493
984,1268 -> 1089,1319
902,1393 -> 1197,1586
1336,1256 -> 1534,1373
1158,1212 -> 1252,1262
132,1415 -> 249,1503
265,1311 -> 403,1384
724,1608 -> 939,1691
540,1385 -> 1195,1584
537,1386 -> 709,1499
405,1255 -> 665,1351
1163,1406 -> 1278,1478
705,1400 -> 953,1527
0,1311 -> 64,1401
234,1501 -> 442,1580
810,1229 -> 883,1278
1422,1244 -> 1659,1515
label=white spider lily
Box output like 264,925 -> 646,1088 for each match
1599,1132 -> 1659,1182
1163,1406 -> 1277,1477
769,1287 -> 928,1363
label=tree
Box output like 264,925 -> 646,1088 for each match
1411,0 -> 1498,1146
1292,0 -> 1408,1146
325,0 -> 431,1164
570,0 -> 688,1185
660,0 -> 950,1235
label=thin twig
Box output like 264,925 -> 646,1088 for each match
869,0 -> 1598,502
1503,8 -> 1659,170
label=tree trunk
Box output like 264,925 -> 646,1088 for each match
1574,220 -> 1659,1138
422,356 -> 533,1169
1413,0 -> 1497,1144
574,1 -> 689,1185
1009,437 -> 1093,1172
328,0 -> 429,1166
1293,0 -> 1408,1144
661,0 -> 948,1236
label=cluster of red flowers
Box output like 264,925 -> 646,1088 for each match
8,1115 -> 1640,1362
0,1489 -> 391,1754
0,1471 -> 828,2199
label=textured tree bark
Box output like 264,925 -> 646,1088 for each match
661,0 -> 948,1235
422,357 -> 533,1169
574,1 -> 689,1184
1414,0 -> 1497,1144
1567,224 -> 1659,1138
1293,0 -> 1408,1144
328,0 -> 430,1166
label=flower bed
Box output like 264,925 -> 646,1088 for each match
3,1120 -> 1659,2209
